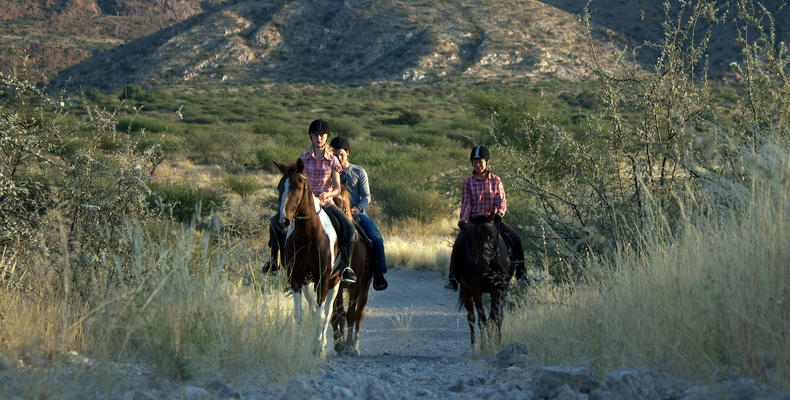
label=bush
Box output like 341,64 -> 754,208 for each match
255,145 -> 302,172
381,183 -> 449,222
148,180 -> 227,223
223,174 -> 262,199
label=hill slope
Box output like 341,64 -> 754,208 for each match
44,0 -> 628,90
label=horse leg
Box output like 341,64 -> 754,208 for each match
474,295 -> 488,350
331,288 -> 346,355
292,288 -> 304,323
317,283 -> 340,359
490,290 -> 504,346
462,289 -> 477,347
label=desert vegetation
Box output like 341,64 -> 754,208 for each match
1,0 -> 788,395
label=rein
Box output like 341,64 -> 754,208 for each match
285,173 -> 320,222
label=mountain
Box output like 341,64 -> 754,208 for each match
43,0 -> 634,90
3,0 -> 787,90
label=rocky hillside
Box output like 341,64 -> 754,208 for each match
3,0 -> 787,89
0,0 -> 230,81
44,0 -> 632,90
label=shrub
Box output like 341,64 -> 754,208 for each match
148,180 -> 227,223
223,174 -> 263,199
381,183 -> 449,223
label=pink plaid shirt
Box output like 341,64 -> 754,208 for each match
460,172 -> 507,222
300,150 -> 342,206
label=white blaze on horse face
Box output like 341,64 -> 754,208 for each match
278,178 -> 290,225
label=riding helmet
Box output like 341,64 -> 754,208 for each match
470,145 -> 490,161
308,119 -> 330,135
330,136 -> 350,151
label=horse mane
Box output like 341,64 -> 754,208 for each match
334,182 -> 353,219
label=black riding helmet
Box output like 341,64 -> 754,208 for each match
330,136 -> 350,151
470,145 -> 490,161
309,119 -> 330,135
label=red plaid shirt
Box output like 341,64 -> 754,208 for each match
300,150 -> 342,206
460,172 -> 507,222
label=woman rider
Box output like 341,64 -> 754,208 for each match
444,145 -> 526,290
264,119 -> 357,284
330,136 -> 388,291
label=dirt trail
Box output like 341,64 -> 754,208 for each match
259,268 -> 532,400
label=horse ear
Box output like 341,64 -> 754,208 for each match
488,212 -> 496,223
295,158 -> 305,173
273,160 -> 287,174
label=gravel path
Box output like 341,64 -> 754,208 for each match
250,268 -> 535,400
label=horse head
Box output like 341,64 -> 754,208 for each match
274,158 -> 315,228
334,182 -> 352,219
464,213 -> 501,272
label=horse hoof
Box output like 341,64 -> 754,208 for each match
334,343 -> 345,355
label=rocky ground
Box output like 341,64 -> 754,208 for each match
2,268 -> 787,399
202,269 -> 787,400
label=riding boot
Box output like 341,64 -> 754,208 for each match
325,204 -> 357,284
512,260 -> 529,286
373,270 -> 388,291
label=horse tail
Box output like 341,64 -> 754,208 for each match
456,284 -> 465,312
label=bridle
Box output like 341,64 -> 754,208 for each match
283,173 -> 318,222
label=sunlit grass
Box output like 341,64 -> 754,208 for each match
503,147 -> 790,390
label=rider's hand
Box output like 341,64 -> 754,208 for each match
318,192 -> 327,203
351,207 -> 361,217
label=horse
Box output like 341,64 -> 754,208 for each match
453,212 -> 513,348
330,183 -> 374,356
274,158 -> 342,357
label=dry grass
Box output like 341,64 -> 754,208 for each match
0,222 -> 323,397
503,150 -> 790,390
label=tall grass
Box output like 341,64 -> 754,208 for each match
0,221 -> 322,396
503,144 -> 790,389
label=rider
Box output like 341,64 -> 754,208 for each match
263,119 -> 357,284
444,145 -> 526,291
330,136 -> 389,291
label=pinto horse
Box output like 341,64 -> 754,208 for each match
274,159 -> 342,357
330,183 -> 374,356
453,212 -> 513,348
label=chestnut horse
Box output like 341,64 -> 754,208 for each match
453,212 -> 513,348
330,184 -> 374,356
274,159 -> 342,357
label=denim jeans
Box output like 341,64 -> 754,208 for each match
356,213 -> 387,274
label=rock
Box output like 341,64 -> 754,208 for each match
491,342 -> 531,368
531,366 -> 599,398
603,368 -> 655,400
331,385 -> 354,398
361,379 -> 396,400
207,380 -> 240,399
0,353 -> 9,371
448,379 -> 466,392
414,387 -> 432,396
179,385 -> 211,399
279,377 -> 314,400
554,383 -> 589,400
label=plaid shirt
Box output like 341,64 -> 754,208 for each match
460,172 -> 507,222
300,150 -> 342,206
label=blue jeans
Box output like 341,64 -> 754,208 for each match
356,213 -> 387,274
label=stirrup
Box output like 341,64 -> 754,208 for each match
341,267 -> 357,284
443,278 -> 458,291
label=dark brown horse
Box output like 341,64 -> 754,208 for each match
453,212 -> 513,348
274,159 -> 342,357
330,183 -> 374,356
